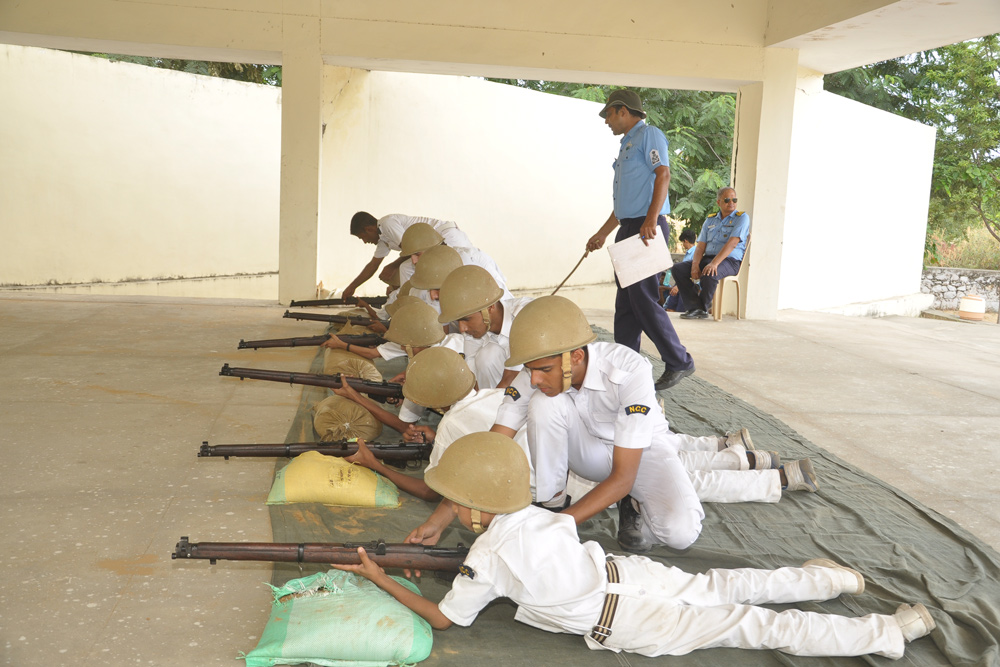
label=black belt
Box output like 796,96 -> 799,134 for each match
589,560 -> 621,645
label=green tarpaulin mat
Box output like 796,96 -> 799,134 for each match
265,326 -> 1000,666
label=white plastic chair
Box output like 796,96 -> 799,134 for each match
712,236 -> 750,321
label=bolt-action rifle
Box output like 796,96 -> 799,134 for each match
172,537 -> 468,571
237,333 -> 385,350
198,440 -> 431,461
283,310 -> 389,327
219,364 -> 402,402
289,296 -> 389,308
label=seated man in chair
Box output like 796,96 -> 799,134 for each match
671,187 -> 749,319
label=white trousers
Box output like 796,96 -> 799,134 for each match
527,392 -> 704,549
674,436 -> 782,504
463,337 -> 507,391
585,556 -> 905,659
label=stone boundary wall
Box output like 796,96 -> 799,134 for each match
921,267 -> 1000,312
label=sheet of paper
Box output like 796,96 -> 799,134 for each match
606,232 -> 673,288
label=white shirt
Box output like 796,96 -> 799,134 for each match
495,342 -> 672,451
373,214 -> 471,260
438,505 -> 606,634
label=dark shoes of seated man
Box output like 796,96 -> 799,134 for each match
680,308 -> 710,319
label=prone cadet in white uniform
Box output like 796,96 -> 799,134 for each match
436,265 -> 532,390
339,433 -> 936,659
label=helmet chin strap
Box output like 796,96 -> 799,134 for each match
404,344 -> 414,358
470,509 -> 486,534
480,307 -> 492,330
561,351 -> 573,393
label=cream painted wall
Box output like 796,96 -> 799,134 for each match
318,69 -> 621,293
778,85 -> 936,310
0,45 -> 281,286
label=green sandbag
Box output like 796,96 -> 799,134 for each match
243,569 -> 433,667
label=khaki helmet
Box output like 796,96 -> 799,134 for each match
397,280 -> 413,297
384,294 -> 423,318
402,347 -> 476,409
385,267 -> 401,289
424,432 -> 532,526
383,301 -> 446,354
399,223 -> 444,257
409,245 -> 463,290
437,265 -> 504,325
505,296 -> 596,393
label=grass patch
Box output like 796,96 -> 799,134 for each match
927,225 -> 1000,270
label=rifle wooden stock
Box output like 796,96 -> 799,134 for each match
172,537 -> 468,571
219,364 -> 403,402
283,310 -> 388,327
237,333 -> 385,350
199,440 -> 431,461
290,296 -> 389,308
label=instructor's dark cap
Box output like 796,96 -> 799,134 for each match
598,89 -> 646,119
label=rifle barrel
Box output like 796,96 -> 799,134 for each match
172,537 -> 467,571
198,440 -> 431,461
290,296 -> 389,308
237,334 -> 384,350
283,310 -> 386,326
218,364 -> 402,402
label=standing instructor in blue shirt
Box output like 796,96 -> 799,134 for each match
586,90 -> 695,390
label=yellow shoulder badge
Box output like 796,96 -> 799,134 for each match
504,386 -> 521,401
458,563 -> 476,579
625,404 -> 650,416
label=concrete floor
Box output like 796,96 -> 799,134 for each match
1,292 -> 998,666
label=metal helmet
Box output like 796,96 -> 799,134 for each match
384,294 -> 423,318
505,295 -> 596,366
423,432 -> 532,516
383,301 -> 446,352
409,245 -> 463,290
399,223 -> 444,257
402,347 -> 476,409
437,265 -> 504,324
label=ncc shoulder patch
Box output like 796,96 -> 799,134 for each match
649,148 -> 661,166
504,386 -> 521,401
625,404 -> 650,416
458,563 -> 476,579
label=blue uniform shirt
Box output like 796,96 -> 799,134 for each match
697,210 -> 750,261
612,121 -> 670,219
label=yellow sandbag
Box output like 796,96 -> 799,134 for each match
313,395 -> 383,442
266,451 -> 400,508
322,351 -> 383,381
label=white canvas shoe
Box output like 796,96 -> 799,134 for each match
803,558 -> 865,594
724,427 -> 755,450
782,459 -> 819,492
895,603 -> 936,642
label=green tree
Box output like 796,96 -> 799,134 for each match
489,80 -> 736,235
78,53 -> 282,86
825,35 -> 1000,250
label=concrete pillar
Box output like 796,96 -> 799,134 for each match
278,16 -> 323,304
733,48 -> 799,320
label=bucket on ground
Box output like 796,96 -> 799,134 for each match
959,294 -> 986,321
